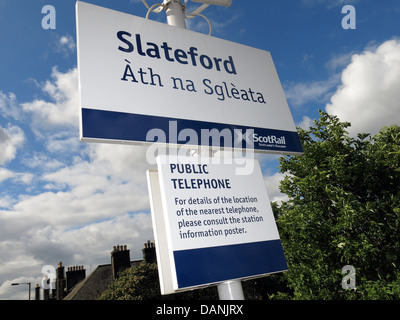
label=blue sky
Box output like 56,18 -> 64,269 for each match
1,0 -> 400,299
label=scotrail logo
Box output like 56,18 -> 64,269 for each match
253,133 -> 286,146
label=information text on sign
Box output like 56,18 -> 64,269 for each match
152,155 -> 288,292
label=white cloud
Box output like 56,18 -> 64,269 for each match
14,172 -> 34,185
264,172 -> 288,204
0,65 -> 158,299
0,168 -> 14,183
54,34 -> 76,57
0,124 -> 25,165
46,133 -> 81,154
325,51 -> 355,71
185,5 -> 240,36
21,67 -> 78,134
59,34 -> 75,50
0,276 -> 40,300
0,149 -> 153,297
0,195 -> 14,208
22,153 -> 64,171
0,168 -> 33,186
59,212 -> 153,261
284,51 -> 360,109
297,115 -> 313,130
0,212 -> 153,299
326,39 -> 400,136
0,91 -> 22,120
285,74 -> 340,108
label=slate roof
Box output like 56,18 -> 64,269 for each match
64,260 -> 143,300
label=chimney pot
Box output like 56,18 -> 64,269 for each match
66,264 -> 86,293
111,244 -> 130,281
142,240 -> 157,264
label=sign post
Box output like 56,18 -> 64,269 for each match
164,0 -> 187,28
160,0 -> 245,300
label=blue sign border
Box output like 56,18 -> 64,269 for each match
82,108 -> 303,154
173,240 -> 288,288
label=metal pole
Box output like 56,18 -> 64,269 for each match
217,281 -> 245,300
11,282 -> 31,300
164,0 -> 186,28
163,0 -> 244,301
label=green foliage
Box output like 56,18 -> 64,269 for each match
98,262 -> 161,300
274,110 -> 400,299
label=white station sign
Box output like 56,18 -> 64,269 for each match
147,155 -> 287,293
76,1 -> 303,154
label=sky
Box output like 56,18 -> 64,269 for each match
1,0 -> 400,299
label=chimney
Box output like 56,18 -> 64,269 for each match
66,265 -> 86,292
51,287 -> 57,300
56,261 -> 66,300
43,288 -> 50,300
111,245 -> 130,280
35,284 -> 40,300
142,240 -> 157,264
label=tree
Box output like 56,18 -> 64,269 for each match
272,110 -> 400,299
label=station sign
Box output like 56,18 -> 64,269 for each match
76,1 -> 303,154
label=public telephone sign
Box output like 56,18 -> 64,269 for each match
147,155 -> 288,293
76,1 -> 303,154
